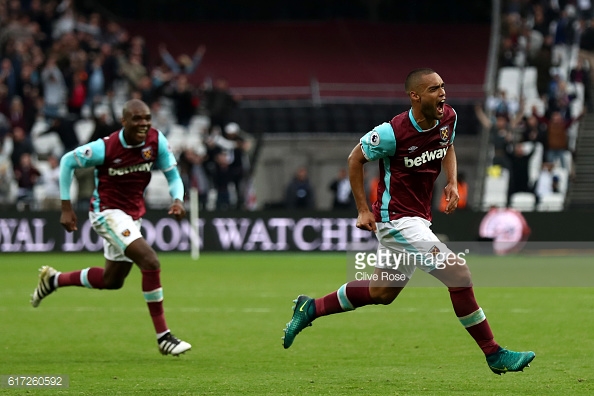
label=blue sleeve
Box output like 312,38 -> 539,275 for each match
154,131 -> 177,171
154,131 -> 183,201
450,108 -> 457,144
359,122 -> 397,161
59,140 -> 105,200
164,167 -> 184,202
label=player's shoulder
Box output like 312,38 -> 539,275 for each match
444,104 -> 457,119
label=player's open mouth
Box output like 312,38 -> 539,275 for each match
437,100 -> 445,115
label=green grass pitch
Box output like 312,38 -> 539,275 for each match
1,252 -> 593,395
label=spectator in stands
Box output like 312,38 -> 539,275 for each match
519,114 -> 548,163
0,137 -> 12,205
39,153 -> 61,210
0,57 -> 18,99
579,16 -> 594,85
578,0 -> 593,21
506,142 -> 536,206
149,100 -> 175,136
213,151 -> 232,211
529,36 -> 553,99
66,70 -> 86,117
164,74 -> 196,127
119,53 -> 147,91
0,110 -> 9,140
134,75 -> 158,105
86,52 -> 105,105
38,115 -> 79,154
569,56 -> 592,112
0,83 -> 10,119
486,89 -> 519,120
552,5 -> 579,68
499,36 -> 519,67
224,122 -> 252,209
474,104 -> 516,170
98,42 -> 119,92
201,77 -> 238,135
9,126 -> 34,170
7,95 -> 35,132
534,108 -> 581,168
329,167 -> 354,210
41,54 -> 67,118
531,4 -> 553,39
87,93 -> 119,142
178,147 -> 209,211
285,166 -> 315,210
158,43 -> 206,76
14,152 -> 40,211
534,162 -> 559,204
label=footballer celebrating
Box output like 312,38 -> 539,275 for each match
31,99 -> 191,356
282,68 -> 535,374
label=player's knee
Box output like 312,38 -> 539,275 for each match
456,264 -> 473,287
134,252 -> 161,270
141,256 -> 160,270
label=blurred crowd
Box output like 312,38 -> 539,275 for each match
0,0 -> 256,212
478,0 -> 592,208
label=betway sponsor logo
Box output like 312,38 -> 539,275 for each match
404,147 -> 448,168
108,161 -> 153,176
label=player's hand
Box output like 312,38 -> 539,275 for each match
356,210 -> 377,232
443,183 -> 459,214
60,206 -> 78,232
168,199 -> 186,220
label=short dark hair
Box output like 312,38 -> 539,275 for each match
405,68 -> 436,94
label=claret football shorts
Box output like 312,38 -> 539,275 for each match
374,216 -> 453,279
89,209 -> 143,262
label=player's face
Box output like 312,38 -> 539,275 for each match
122,104 -> 152,145
418,73 -> 446,121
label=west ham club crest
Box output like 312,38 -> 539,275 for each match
440,125 -> 449,141
141,146 -> 153,160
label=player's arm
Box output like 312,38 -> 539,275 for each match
59,139 -> 106,231
348,143 -> 374,231
441,144 -> 459,214
353,122 -> 396,231
163,167 -> 185,220
155,131 -> 186,220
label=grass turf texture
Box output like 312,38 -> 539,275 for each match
1,252 -> 593,395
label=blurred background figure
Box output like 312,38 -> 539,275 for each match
285,166 -> 315,210
39,154 -> 61,210
201,77 -> 238,135
14,152 -> 40,211
329,168 -> 354,210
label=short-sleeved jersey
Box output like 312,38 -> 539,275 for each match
360,104 -> 457,222
71,128 -> 176,220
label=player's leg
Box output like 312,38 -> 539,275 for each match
283,221 -> 416,349
282,266 -> 408,349
429,252 -> 535,374
30,247 -> 134,307
124,237 -> 191,356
